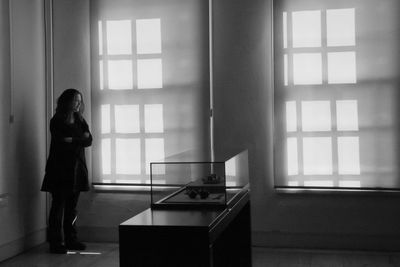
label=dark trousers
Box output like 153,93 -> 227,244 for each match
48,191 -> 80,245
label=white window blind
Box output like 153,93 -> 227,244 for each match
91,0 -> 210,184
274,0 -> 400,189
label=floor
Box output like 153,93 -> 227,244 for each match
1,243 -> 400,267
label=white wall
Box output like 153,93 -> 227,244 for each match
0,0 -> 47,261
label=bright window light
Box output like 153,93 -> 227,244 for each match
145,138 -> 165,174
293,53 -> 322,85
98,21 -> 103,55
339,180 -> 361,187
225,158 -> 237,177
301,101 -> 331,131
101,104 -> 110,134
136,19 -> 162,54
304,180 -> 334,187
101,139 -> 111,175
116,138 -> 141,175
284,54 -> 288,86
286,101 -> 297,132
145,104 -> 164,133
303,137 -> 333,175
328,52 -> 357,84
283,12 -> 288,48
327,8 -> 355,47
292,10 -> 321,48
114,105 -> 140,133
106,20 -> 132,55
108,60 -> 133,90
288,181 -> 299,186
116,179 -> 141,184
287,137 -> 299,176
336,100 -> 359,131
338,137 -> 360,175
137,58 -> 163,89
99,60 -> 104,90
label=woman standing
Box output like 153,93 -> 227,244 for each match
41,89 -> 92,254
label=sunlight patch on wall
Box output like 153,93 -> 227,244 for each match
328,52 -> 357,84
327,8 -> 355,47
137,58 -> 163,89
107,60 -> 133,90
114,105 -> 140,133
303,137 -> 333,175
293,53 -> 322,85
145,138 -> 165,174
116,139 -> 141,175
101,138 -> 111,175
301,101 -> 331,132
145,104 -> 164,133
106,20 -> 132,55
287,137 -> 299,176
136,19 -> 162,54
338,137 -> 360,175
292,10 -> 321,48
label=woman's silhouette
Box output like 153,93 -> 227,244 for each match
41,88 -> 92,254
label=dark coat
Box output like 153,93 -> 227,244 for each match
41,113 -> 93,193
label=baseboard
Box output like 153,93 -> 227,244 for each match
0,229 -> 46,263
252,231 -> 400,251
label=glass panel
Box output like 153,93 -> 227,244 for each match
145,104 -> 164,133
137,58 -> 163,89
283,12 -> 288,48
339,180 -> 361,187
101,104 -> 110,134
145,138 -> 165,174
303,137 -> 333,175
292,10 -> 321,48
336,100 -> 359,131
98,21 -> 103,55
287,137 -> 298,176
108,60 -> 133,90
286,101 -> 297,132
106,20 -> 132,55
114,105 -> 140,133
101,138 -> 111,175
99,60 -> 104,90
284,54 -> 288,86
338,137 -> 360,175
136,18 -> 162,54
116,138 -> 141,175
328,52 -> 357,84
293,53 -> 322,85
301,101 -> 331,132
304,180 -> 333,187
225,157 -> 237,176
327,8 -> 355,47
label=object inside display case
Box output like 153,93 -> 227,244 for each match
150,150 -> 249,209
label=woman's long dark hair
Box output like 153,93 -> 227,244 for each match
55,88 -> 85,122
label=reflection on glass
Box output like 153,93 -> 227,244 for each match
136,19 -> 162,54
283,12 -> 288,48
137,59 -> 163,89
225,157 -> 237,176
336,100 -> 359,131
145,138 -> 165,174
106,20 -> 132,55
338,137 -> 360,175
292,10 -> 321,48
101,138 -> 111,175
99,60 -> 104,90
101,104 -> 110,134
301,101 -> 331,132
327,8 -> 355,47
293,53 -> 322,85
304,180 -> 333,187
108,60 -> 133,90
328,52 -> 357,84
339,180 -> 361,187
286,101 -> 297,132
303,137 -> 333,175
114,105 -> 140,133
145,104 -> 164,133
287,137 -> 298,176
116,138 -> 141,174
98,21 -> 103,55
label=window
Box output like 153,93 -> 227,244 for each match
91,0 -> 210,185
274,0 -> 400,189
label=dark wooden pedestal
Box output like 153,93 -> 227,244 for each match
119,191 -> 251,267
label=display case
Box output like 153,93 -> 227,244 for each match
150,150 -> 249,209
